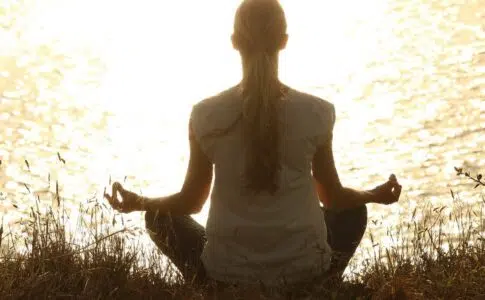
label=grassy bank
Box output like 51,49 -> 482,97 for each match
1,192 -> 484,299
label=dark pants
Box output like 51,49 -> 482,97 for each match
145,205 -> 367,287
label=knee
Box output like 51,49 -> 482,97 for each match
145,209 -> 156,231
353,205 -> 368,232
145,209 -> 171,234
357,205 -> 368,221
324,205 -> 367,223
337,205 -> 368,235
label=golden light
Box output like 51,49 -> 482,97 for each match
4,0 -> 399,218
19,0 -> 393,111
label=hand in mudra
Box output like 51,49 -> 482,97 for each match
372,174 -> 402,205
104,182 -> 144,213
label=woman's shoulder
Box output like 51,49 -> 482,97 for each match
287,87 -> 335,113
192,85 -> 240,112
286,88 -> 336,126
190,86 -> 241,130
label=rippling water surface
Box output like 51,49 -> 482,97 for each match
1,0 -> 484,239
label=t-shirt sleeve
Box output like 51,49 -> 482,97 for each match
315,102 -> 336,146
189,103 -> 203,143
189,102 -> 215,160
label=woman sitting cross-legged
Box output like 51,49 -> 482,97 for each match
104,0 -> 402,296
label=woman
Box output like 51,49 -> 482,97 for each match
105,0 -> 402,293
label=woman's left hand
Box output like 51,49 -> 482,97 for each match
104,182 -> 144,213
371,174 -> 402,205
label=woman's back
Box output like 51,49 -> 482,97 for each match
190,85 -> 335,285
104,0 -> 401,293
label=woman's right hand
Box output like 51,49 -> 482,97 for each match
371,174 -> 402,205
104,182 -> 145,213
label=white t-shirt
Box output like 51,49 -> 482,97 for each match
190,86 -> 335,286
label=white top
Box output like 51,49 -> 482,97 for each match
190,86 -> 335,286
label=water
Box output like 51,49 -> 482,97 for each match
1,0 -> 484,238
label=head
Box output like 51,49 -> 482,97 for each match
232,0 -> 288,59
232,0 -> 288,195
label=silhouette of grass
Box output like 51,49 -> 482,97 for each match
0,192 -> 484,299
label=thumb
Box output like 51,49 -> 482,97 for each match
112,182 -> 124,205
389,174 -> 397,182
393,183 -> 402,200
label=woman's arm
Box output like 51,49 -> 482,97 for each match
142,123 -> 213,214
105,122 -> 213,215
312,133 -> 401,211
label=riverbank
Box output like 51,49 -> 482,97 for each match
1,193 -> 484,299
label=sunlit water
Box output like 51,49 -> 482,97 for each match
1,0 -> 484,255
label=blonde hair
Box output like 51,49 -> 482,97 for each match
234,0 -> 287,194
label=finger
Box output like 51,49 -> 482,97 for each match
385,178 -> 401,192
111,182 -> 123,208
389,174 -> 397,183
382,180 -> 395,190
393,184 -> 402,201
104,193 -> 111,203
104,192 -> 120,209
113,182 -> 124,192
114,182 -> 127,201
104,193 -> 118,210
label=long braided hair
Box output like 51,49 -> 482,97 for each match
233,0 -> 288,195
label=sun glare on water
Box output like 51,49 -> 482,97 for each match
28,0 -> 391,108
11,0 -> 396,225
3,0 -> 485,272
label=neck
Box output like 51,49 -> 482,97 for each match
240,52 -> 280,82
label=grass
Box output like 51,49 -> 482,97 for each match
1,190 -> 484,299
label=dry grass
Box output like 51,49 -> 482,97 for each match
358,196 -> 485,300
1,192 -> 484,299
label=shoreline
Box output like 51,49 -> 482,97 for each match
1,191 -> 484,299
